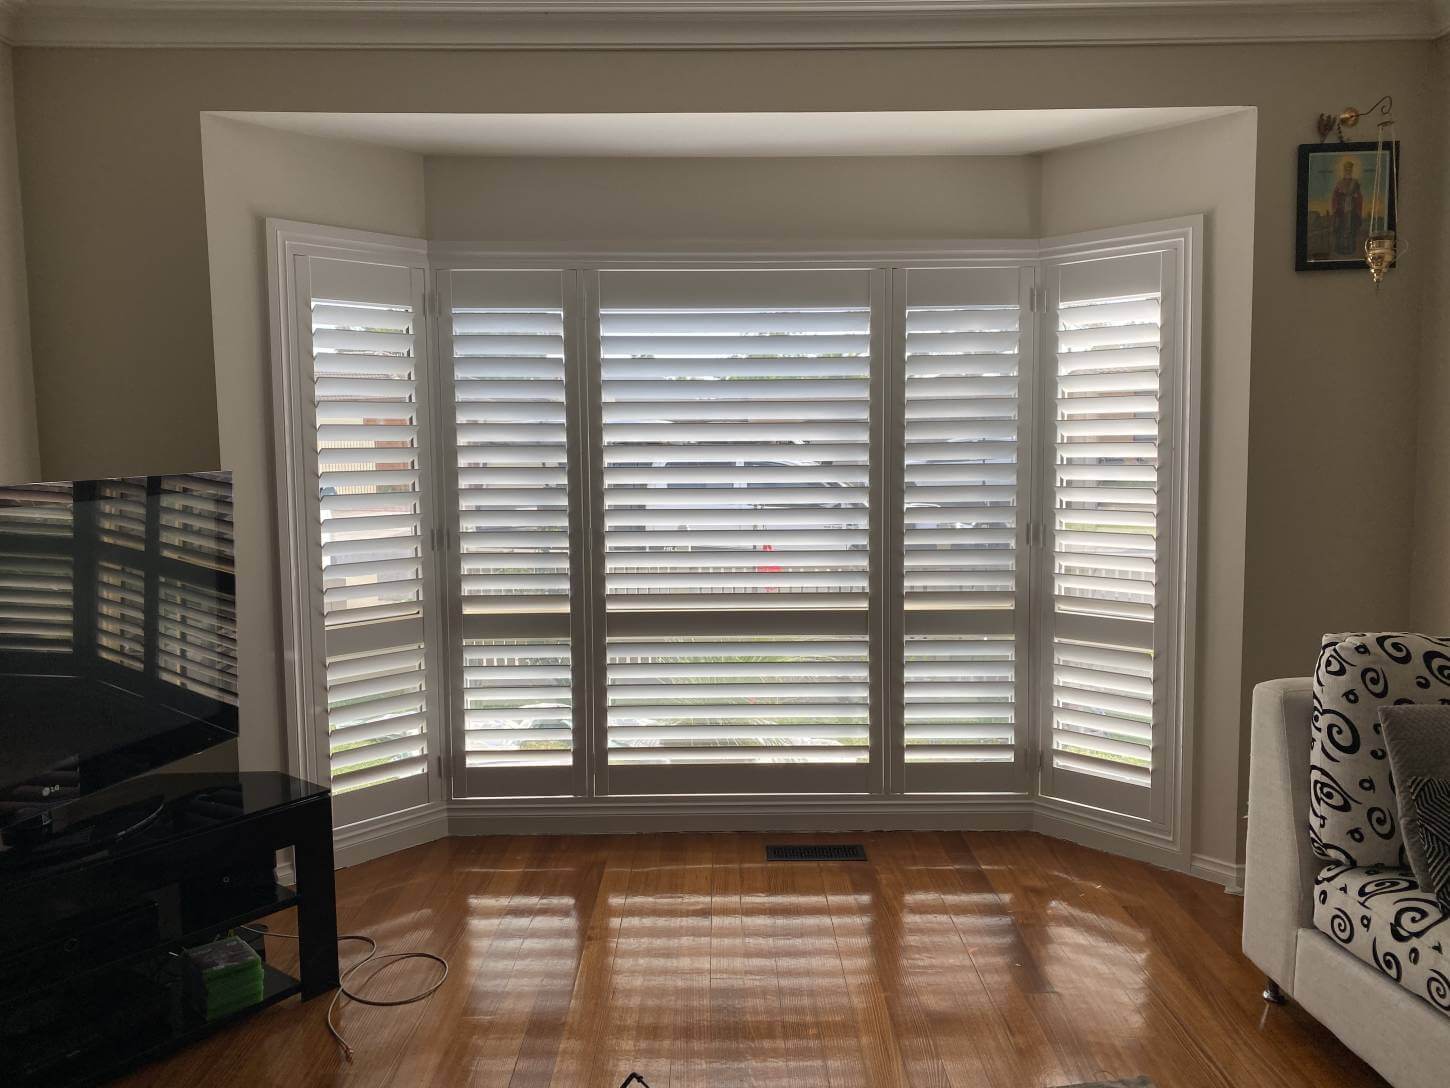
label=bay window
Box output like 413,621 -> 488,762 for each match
269,221 -> 1199,855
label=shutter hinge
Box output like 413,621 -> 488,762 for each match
436,754 -> 443,778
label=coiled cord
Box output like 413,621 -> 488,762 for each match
241,923 -> 448,1062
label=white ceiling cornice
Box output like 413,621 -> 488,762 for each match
1,0 -> 1442,49
0,1 -> 21,45
1431,0 -> 1450,35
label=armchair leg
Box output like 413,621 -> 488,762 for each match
1262,978 -> 1286,1005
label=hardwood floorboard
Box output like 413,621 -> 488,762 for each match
116,831 -> 1391,1088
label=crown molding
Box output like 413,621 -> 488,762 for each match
0,0 -> 1441,49
0,1 -> 20,45
1431,0 -> 1450,35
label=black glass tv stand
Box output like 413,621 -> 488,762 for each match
0,772 -> 339,1086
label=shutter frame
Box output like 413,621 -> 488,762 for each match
894,263 -> 1037,796
1034,220 -> 1200,841
440,266 -> 587,800
268,221 -> 444,831
270,231 -> 1197,852
593,265 -> 883,795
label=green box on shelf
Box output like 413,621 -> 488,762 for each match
182,935 -> 265,1022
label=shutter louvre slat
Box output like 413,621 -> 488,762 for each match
1049,260 -> 1163,790
451,277 -> 572,619
310,265 -> 432,800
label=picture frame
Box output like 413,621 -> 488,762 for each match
1295,141 -> 1399,271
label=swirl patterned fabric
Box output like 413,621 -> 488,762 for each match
1309,632 -> 1450,869
1314,863 -> 1450,1019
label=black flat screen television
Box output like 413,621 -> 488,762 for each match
0,472 -> 238,836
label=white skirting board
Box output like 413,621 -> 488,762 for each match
307,796 -> 1246,891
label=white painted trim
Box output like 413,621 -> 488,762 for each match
1433,0 -> 1450,35
4,0 -> 1440,49
1032,216 -> 1203,871
1034,802 -> 1239,889
1189,852 -> 1245,893
429,239 -> 1043,265
270,229 -> 1228,887
268,218 -> 444,823
268,218 -> 432,785
447,795 -> 1034,834
333,801 -> 449,868
320,791 -> 1241,889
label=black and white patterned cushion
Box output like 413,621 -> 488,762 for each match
1406,777 -> 1450,913
1314,863 -> 1450,1019
1309,633 -> 1450,869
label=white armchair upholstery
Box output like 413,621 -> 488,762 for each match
1243,677 -> 1317,995
1244,677 -> 1450,1088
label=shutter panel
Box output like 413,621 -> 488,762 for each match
297,250 -> 439,825
606,635 -> 870,779
598,269 -> 875,794
0,483 -> 75,658
1039,245 -> 1183,823
462,638 -> 573,768
444,269 -> 580,798
897,266 -> 1031,792
450,271 -> 570,616
599,270 -> 871,612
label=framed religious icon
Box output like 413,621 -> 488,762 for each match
1296,141 -> 1399,271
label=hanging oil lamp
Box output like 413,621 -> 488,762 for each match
1364,109 -> 1399,285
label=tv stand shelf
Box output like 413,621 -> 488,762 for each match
0,773 -> 338,1087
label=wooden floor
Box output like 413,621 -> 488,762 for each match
123,831 -> 1386,1088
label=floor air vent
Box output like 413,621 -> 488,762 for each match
765,843 -> 867,862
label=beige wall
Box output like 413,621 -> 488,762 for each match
11,43 -> 1438,861
1413,38 -> 1450,633
0,44 -> 38,483
1041,108 -> 1257,864
199,115 -> 425,775
426,153 -> 1040,240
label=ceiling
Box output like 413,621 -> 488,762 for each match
222,107 -> 1250,158
2,0 -> 1444,48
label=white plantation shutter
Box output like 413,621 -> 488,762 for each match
442,268 -> 581,797
0,484 -> 75,658
598,270 -> 871,610
462,639 -> 572,758
1037,240 -> 1191,826
606,635 -> 870,767
270,222 -> 1197,848
597,268 -> 877,794
896,266 -> 1032,792
280,240 -> 442,828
